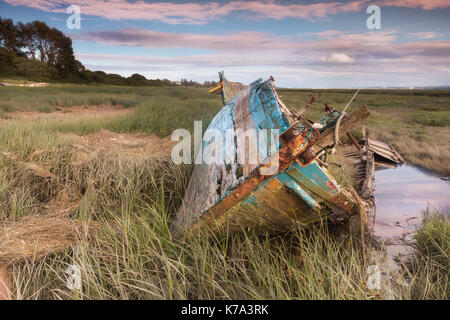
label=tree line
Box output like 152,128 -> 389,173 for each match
0,18 -> 81,79
0,17 -> 216,87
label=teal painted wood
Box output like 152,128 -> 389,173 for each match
238,160 -> 342,215
287,161 -> 340,202
174,78 -> 293,232
276,171 -> 321,211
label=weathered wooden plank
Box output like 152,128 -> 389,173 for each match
346,132 -> 362,151
368,138 -> 403,164
361,150 -> 375,200
389,143 -> 405,163
312,105 -> 370,153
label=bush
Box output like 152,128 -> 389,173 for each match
410,110 -> 450,127
415,210 -> 450,268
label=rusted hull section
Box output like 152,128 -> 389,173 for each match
172,75 -> 370,239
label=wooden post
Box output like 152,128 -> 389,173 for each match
346,132 -> 362,151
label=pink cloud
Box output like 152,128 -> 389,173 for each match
73,28 -> 450,62
73,28 -> 400,50
72,29 -> 290,51
7,0 -> 449,25
73,28 -> 450,82
4,0 -> 366,24
320,53 -> 355,64
407,31 -> 442,39
376,0 -> 450,10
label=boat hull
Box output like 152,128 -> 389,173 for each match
172,76 -> 368,239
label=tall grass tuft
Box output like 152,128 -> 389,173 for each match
398,209 -> 449,300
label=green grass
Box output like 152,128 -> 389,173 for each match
0,85 -> 222,137
415,210 -> 449,270
0,85 -> 220,115
410,110 -> 450,127
399,210 -> 449,300
107,96 -> 221,136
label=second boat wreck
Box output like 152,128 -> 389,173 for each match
172,74 -> 371,239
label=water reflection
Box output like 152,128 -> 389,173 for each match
373,164 -> 450,239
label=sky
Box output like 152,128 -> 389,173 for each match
1,0 -> 449,88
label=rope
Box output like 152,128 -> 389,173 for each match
334,89 -> 360,147
301,128 -> 313,148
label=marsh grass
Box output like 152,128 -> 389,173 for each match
397,209 -> 449,300
414,210 -> 449,271
1,85 -> 449,300
1,113 -> 375,299
410,110 -> 450,127
0,85 -> 222,138
0,123 -> 371,299
107,96 -> 221,136
0,85 -> 220,116
2,116 -> 447,300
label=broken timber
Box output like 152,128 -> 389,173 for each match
367,138 -> 404,164
172,74 -> 370,239
338,130 -> 405,232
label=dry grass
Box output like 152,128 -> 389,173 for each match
2,104 -> 130,122
368,122 -> 450,175
67,129 -> 177,162
0,216 -> 100,265
397,209 -> 449,299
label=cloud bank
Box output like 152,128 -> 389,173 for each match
74,29 -> 450,87
5,0 -> 450,25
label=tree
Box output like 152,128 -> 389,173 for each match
0,18 -> 179,86
15,20 -> 76,76
130,73 -> 147,81
0,18 -> 22,53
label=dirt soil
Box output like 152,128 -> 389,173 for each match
0,82 -> 48,87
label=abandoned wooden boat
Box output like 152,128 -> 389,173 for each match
172,74 -> 371,239
209,71 -> 247,104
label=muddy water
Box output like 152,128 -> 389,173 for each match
373,164 -> 450,243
